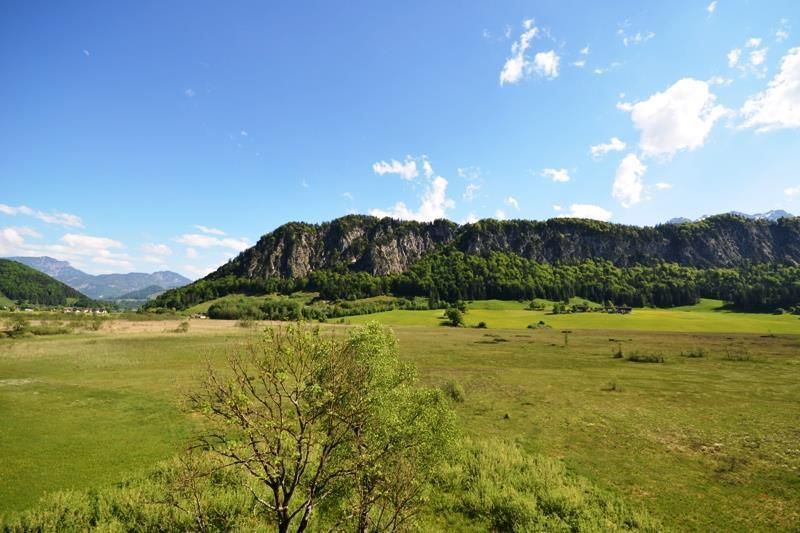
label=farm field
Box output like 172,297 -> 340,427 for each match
1,302 -> 799,531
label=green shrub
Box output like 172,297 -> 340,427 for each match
173,321 -> 190,333
441,380 -> 466,403
476,321 -> 488,329
627,353 -> 664,363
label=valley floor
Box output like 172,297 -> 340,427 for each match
1,302 -> 799,530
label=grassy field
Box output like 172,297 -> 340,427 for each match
348,298 -> 800,334
1,303 -> 799,530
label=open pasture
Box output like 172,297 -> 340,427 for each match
1,303 -> 799,531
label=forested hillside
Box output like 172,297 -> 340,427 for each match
0,259 -> 93,306
151,214 -> 800,312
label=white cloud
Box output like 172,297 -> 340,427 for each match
372,156 -> 418,181
82,49 -> 90,57
462,213 -> 479,224
728,48 -> 741,68
193,225 -> 226,236
342,192 -> 354,201
572,60 -> 586,68
176,234 -> 249,251
618,27 -> 655,47
463,183 -> 480,201
612,154 -> 647,207
301,178 -> 310,189
552,204 -> 562,212
580,46 -> 590,55
505,196 -> 520,210
500,20 -> 539,85
422,160 -> 434,179
708,75 -> 733,86
494,209 -> 507,220
533,50 -> 560,78
750,48 -> 768,66
0,204 -> 84,228
141,243 -> 172,256
590,137 -> 626,158
184,88 -> 195,97
654,182 -> 673,190
0,227 -> 27,255
785,186 -> 800,197
370,176 -> 454,222
240,130 -> 248,137
740,47 -> 800,132
186,247 -> 199,259
541,168 -> 571,183
617,78 -> 728,159
707,1 -> 717,14
559,204 -> 612,221
729,38 -> 768,76
746,37 -> 762,48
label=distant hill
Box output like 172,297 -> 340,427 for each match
116,285 -> 165,300
7,257 -> 190,299
0,259 -> 93,306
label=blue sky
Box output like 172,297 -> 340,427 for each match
1,0 -> 799,278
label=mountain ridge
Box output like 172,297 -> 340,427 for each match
6,257 -> 190,299
207,213 -> 800,283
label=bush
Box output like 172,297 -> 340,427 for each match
441,380 -> 466,403
173,321 -> 190,333
445,307 -> 464,327
627,353 -> 664,363
476,321 -> 488,329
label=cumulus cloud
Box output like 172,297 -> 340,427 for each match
370,176 -> 455,222
617,78 -> 728,159
0,204 -> 84,228
559,204 -> 612,221
193,225 -> 226,236
500,19 -> 539,85
740,47 -> 800,132
541,168 -> 571,183
590,137 -> 627,158
654,182 -> 673,190
462,213 -> 479,224
612,154 -> 647,207
505,196 -> 520,210
372,156 -> 418,181
176,234 -> 249,251
785,186 -> 800,197
572,59 -> 586,68
552,204 -> 562,212
494,209 -> 507,220
533,50 -> 560,78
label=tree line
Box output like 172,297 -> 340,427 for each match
149,249 -> 800,312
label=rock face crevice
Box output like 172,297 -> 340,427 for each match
208,214 -> 800,280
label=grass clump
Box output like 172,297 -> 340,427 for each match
627,352 -> 665,363
681,348 -> 706,358
172,320 -> 190,334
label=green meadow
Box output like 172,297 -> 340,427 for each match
1,301 -> 799,530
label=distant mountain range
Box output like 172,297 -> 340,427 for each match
666,210 -> 794,225
6,256 -> 190,299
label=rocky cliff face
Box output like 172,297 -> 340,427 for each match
208,214 -> 800,280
